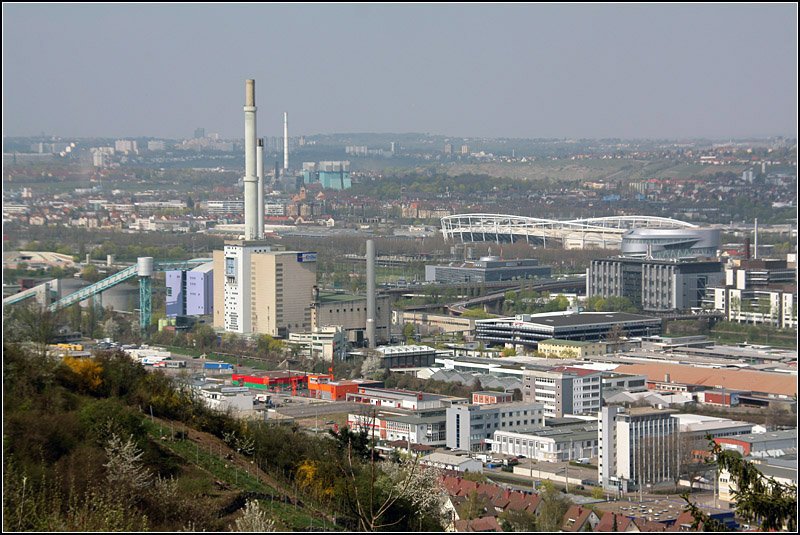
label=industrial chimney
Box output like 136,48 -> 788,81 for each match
283,111 -> 289,172
243,79 -> 259,240
754,218 -> 759,260
257,138 -> 264,239
366,239 -> 376,348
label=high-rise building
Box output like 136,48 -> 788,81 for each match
587,257 -> 724,311
114,139 -> 138,154
194,127 -> 206,139
522,366 -> 603,418
213,244 -> 317,337
598,406 -> 679,492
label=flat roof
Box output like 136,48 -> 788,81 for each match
540,339 -> 596,347
318,292 -> 365,303
479,311 -> 660,329
722,429 -> 797,444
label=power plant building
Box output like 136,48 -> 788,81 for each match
425,256 -> 551,283
311,291 -> 391,345
213,245 -> 317,337
166,262 -> 214,317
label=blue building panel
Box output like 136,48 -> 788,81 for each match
165,270 -> 185,317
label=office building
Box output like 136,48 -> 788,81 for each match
491,421 -> 599,462
425,256 -> 551,283
598,406 -> 679,492
522,366 -> 602,418
587,257 -> 723,311
114,139 -> 138,154
288,325 -> 347,361
348,407 -> 449,446
213,244 -> 317,336
475,311 -> 662,349
472,391 -> 513,405
446,401 -> 544,452
536,339 -> 606,359
704,259 -> 797,328
347,386 -> 452,410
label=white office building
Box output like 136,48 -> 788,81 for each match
522,367 -> 603,418
598,406 -> 679,492
446,402 -> 544,452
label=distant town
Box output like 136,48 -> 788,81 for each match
3,81 -> 796,533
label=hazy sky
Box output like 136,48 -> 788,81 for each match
3,3 -> 797,140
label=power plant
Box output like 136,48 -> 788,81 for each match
211,80 -> 389,344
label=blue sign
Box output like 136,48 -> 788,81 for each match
297,252 -> 317,263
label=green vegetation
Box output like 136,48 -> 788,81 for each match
683,441 -> 797,531
583,295 -> 638,313
710,321 -> 797,349
3,312 -> 450,531
502,290 -> 572,315
460,307 -> 497,319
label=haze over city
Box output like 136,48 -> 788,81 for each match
2,3 -> 797,140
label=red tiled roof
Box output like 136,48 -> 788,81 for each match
561,505 -> 595,532
596,512 -> 635,532
453,516 -> 503,532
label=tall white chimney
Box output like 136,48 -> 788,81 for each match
243,79 -> 258,240
366,239 -> 376,348
257,138 -> 264,239
753,218 -> 759,260
283,111 -> 289,172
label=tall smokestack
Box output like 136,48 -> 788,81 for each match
283,111 -> 289,172
754,218 -> 759,260
366,239 -> 376,349
257,138 -> 264,239
243,79 -> 258,240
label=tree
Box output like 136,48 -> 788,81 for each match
460,490 -> 491,520
5,303 -> 62,358
231,499 -> 276,532
536,484 -> 572,532
360,352 -> 385,380
402,323 -> 416,343
379,458 -> 447,529
82,264 -> 103,283
675,435 -> 710,492
500,347 -> 517,358
606,323 -> 626,343
683,441 -> 797,532
191,324 -> 217,350
499,508 -> 538,532
256,334 -> 284,356
103,432 -> 152,499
